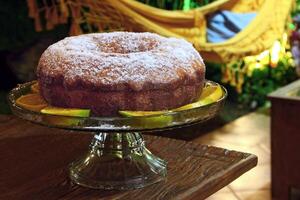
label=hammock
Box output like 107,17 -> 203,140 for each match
27,0 -> 294,63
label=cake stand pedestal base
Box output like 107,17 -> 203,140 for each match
69,132 -> 167,190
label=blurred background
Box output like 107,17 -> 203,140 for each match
0,0 -> 299,121
1,1 -> 300,199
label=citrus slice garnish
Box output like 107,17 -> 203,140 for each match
198,82 -> 217,99
119,110 -> 173,128
200,84 -> 223,105
31,82 -> 40,93
16,93 -> 48,112
43,116 -> 82,126
41,107 -> 90,117
119,110 -> 167,117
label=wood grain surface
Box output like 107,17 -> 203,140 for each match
0,115 -> 257,200
268,80 -> 300,200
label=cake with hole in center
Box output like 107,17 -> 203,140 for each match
37,32 -> 206,116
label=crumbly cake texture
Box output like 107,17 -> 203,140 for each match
37,32 -> 206,116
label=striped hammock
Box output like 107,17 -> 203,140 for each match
27,0 -> 294,62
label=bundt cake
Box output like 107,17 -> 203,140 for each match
37,32 -> 206,116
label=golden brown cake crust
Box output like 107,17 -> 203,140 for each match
37,32 -> 206,116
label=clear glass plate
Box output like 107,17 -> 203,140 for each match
8,80 -> 227,190
8,80 -> 227,132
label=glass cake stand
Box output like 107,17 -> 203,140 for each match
8,81 -> 227,190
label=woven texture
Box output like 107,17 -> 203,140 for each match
27,0 -> 294,62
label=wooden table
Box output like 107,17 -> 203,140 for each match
0,115 -> 257,200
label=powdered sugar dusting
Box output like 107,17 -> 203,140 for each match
38,32 -> 205,91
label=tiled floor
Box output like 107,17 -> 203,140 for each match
194,112 -> 271,200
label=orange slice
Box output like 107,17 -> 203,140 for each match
16,93 -> 48,112
31,82 -> 40,93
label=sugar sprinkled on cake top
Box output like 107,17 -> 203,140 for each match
38,32 -> 204,91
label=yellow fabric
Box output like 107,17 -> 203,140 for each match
27,0 -> 294,63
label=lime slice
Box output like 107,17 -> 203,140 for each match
198,82 -> 217,100
43,116 -> 82,126
119,110 -> 168,117
41,107 -> 90,117
200,84 -> 223,104
119,110 -> 173,128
